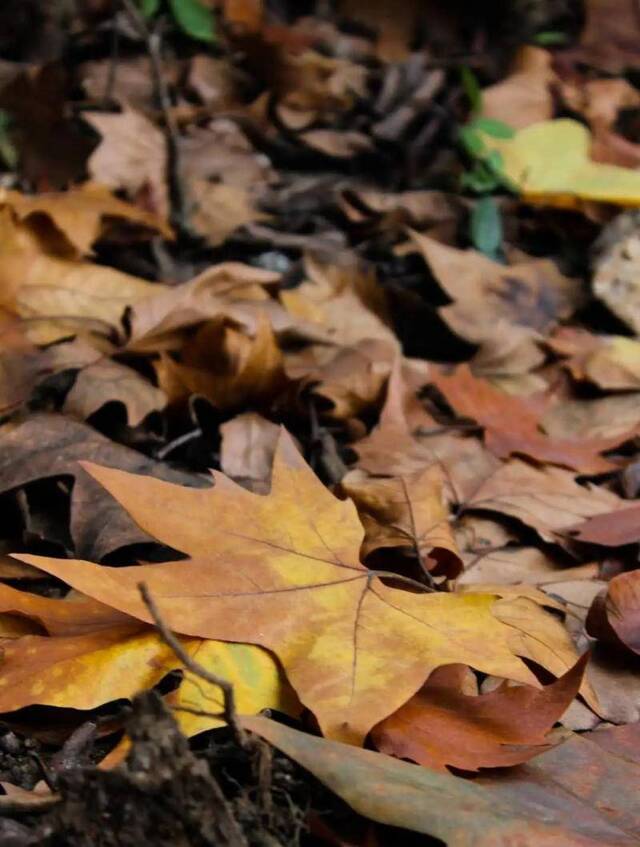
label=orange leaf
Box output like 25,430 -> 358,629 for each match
372,655 -> 587,772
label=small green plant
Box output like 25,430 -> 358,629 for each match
458,69 -> 517,259
138,0 -> 216,43
0,110 -> 17,172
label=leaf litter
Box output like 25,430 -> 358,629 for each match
1,1 -> 640,845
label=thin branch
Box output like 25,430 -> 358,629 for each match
121,0 -> 189,232
138,581 -> 249,748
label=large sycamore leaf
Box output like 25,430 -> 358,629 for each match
16,430 -> 582,745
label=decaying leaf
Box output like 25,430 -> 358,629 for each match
16,430 -> 584,744
246,715 -> 640,846
0,414 -> 208,560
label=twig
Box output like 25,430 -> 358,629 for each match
155,426 -> 202,460
138,582 -> 249,748
121,0 -> 189,233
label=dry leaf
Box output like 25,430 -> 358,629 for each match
246,715 -> 639,846
431,365 -> 621,472
84,107 -> 169,218
64,359 -> 166,426
0,209 -> 161,344
466,459 -> 622,542
0,183 -> 172,256
0,414 -> 208,560
15,431 -> 583,744
372,655 -> 586,772
0,625 -> 293,738
219,412 -> 280,491
341,464 -> 462,577
481,46 -> 556,130
155,315 -> 286,411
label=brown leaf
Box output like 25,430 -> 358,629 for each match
482,46 -> 556,130
155,315 -> 286,411
285,339 -> 394,420
569,502 -> 640,546
410,232 -> 581,350
562,0 -> 640,72
372,655 -> 586,772
341,464 -> 462,577
587,570 -> 640,654
246,715 -> 639,845
219,412 -> 280,491
0,209 -> 161,344
0,183 -> 172,257
0,414 -> 208,560
466,459 -> 622,542
127,262 -> 288,354
84,107 -> 169,219
63,358 -> 166,426
431,365 -> 622,472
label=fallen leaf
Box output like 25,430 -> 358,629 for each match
219,412 -> 280,492
0,625 -> 292,738
0,209 -> 161,344
155,315 -> 286,411
481,118 -> 640,207
563,0 -> 640,72
63,358 -> 166,426
285,339 -> 394,420
0,182 -> 172,257
587,570 -> 640,654
245,715 -> 639,846
372,655 -> 586,772
458,546 -> 599,588
431,365 -> 621,472
127,262 -> 288,353
15,430 -> 583,744
410,231 -> 580,356
465,459 -> 622,542
592,209 -> 640,334
568,502 -> 640,547
481,46 -> 556,130
84,106 -> 169,219
541,393 -> 640,442
0,414 -> 208,560
341,464 -> 462,577
560,78 -> 640,168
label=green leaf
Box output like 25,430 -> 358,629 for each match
470,196 -> 502,259
460,66 -> 482,115
459,126 -> 486,159
168,0 -> 216,42
139,0 -> 161,17
533,30 -> 568,46
461,164 -> 500,194
0,110 -> 17,171
473,117 -> 515,139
